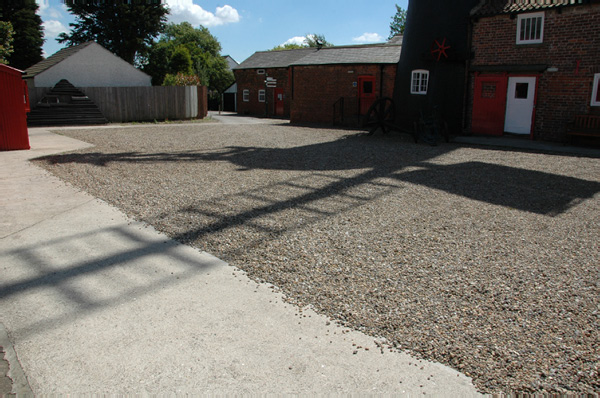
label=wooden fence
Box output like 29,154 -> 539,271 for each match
28,86 -> 207,123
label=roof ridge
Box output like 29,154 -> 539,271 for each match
24,41 -> 96,78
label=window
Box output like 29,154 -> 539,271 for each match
515,83 -> 529,99
592,74 -> 600,107
258,89 -> 266,102
243,89 -> 249,102
411,70 -> 429,95
257,69 -> 265,74
517,12 -> 544,44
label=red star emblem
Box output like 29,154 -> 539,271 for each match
431,38 -> 451,61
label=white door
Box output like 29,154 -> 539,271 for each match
504,77 -> 536,135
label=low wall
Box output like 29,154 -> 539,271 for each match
28,86 -> 207,123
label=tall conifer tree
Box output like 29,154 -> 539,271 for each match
0,0 -> 44,70
58,0 -> 169,64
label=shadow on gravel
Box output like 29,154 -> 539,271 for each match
37,134 -> 600,217
27,128 -> 600,393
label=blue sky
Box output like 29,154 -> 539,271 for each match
36,0 -> 408,64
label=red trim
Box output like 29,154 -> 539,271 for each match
23,81 -> 30,113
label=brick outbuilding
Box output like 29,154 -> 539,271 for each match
233,40 -> 401,126
468,0 -> 600,142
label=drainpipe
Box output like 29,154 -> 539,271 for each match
380,64 -> 385,98
463,16 -> 474,132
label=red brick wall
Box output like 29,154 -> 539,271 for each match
234,68 -> 291,117
470,4 -> 600,141
290,64 -> 397,125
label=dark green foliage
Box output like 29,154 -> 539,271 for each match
144,22 -> 233,93
0,0 -> 44,70
0,21 -> 14,64
389,4 -> 407,40
169,45 -> 193,75
305,33 -> 333,48
58,1 -> 169,64
270,34 -> 333,51
270,43 -> 305,51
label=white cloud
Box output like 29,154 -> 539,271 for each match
352,32 -> 384,43
43,20 -> 68,39
36,0 -> 49,14
282,36 -> 307,46
166,0 -> 240,27
36,0 -> 62,19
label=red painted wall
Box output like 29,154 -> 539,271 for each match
469,4 -> 600,142
0,64 -> 30,151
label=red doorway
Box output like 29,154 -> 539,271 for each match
274,88 -> 284,116
471,74 -> 507,136
358,75 -> 376,115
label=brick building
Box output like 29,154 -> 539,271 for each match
233,41 -> 401,126
468,0 -> 600,142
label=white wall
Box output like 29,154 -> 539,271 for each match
34,43 -> 152,88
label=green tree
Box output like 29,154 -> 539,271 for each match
0,0 -> 44,70
145,22 -> 234,93
0,21 -> 14,65
270,43 -> 305,51
58,0 -> 169,64
270,33 -> 333,51
389,4 -> 407,40
305,33 -> 333,48
169,45 -> 193,75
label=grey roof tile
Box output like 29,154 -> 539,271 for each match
23,42 -> 95,78
472,0 -> 592,16
290,44 -> 401,66
234,48 -> 316,69
234,43 -> 401,70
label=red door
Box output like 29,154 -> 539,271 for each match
274,88 -> 284,116
471,74 -> 508,136
358,75 -> 376,115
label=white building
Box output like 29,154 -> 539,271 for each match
24,41 -> 151,88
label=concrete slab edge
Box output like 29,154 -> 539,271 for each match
0,324 -> 33,395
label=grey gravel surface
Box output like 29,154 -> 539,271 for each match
34,123 -> 600,394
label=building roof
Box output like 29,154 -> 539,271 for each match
23,42 -> 95,78
234,42 -> 402,70
234,48 -> 315,70
290,44 -> 401,66
223,55 -> 239,71
471,0 -> 594,16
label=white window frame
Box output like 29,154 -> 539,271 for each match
257,69 -> 265,75
592,73 -> 600,107
258,89 -> 266,102
517,12 -> 544,44
243,89 -> 249,102
410,69 -> 429,95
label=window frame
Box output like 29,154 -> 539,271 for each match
410,69 -> 429,95
592,73 -> 600,107
257,69 -> 266,75
258,89 -> 266,103
516,12 -> 544,45
242,89 -> 249,102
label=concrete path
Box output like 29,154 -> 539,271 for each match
208,111 -> 285,125
0,127 -> 482,395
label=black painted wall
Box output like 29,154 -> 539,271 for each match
393,0 -> 480,133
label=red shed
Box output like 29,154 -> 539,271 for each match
0,64 -> 30,151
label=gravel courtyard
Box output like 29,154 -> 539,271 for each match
35,123 -> 599,394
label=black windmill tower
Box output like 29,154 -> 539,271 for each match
392,0 -> 481,135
